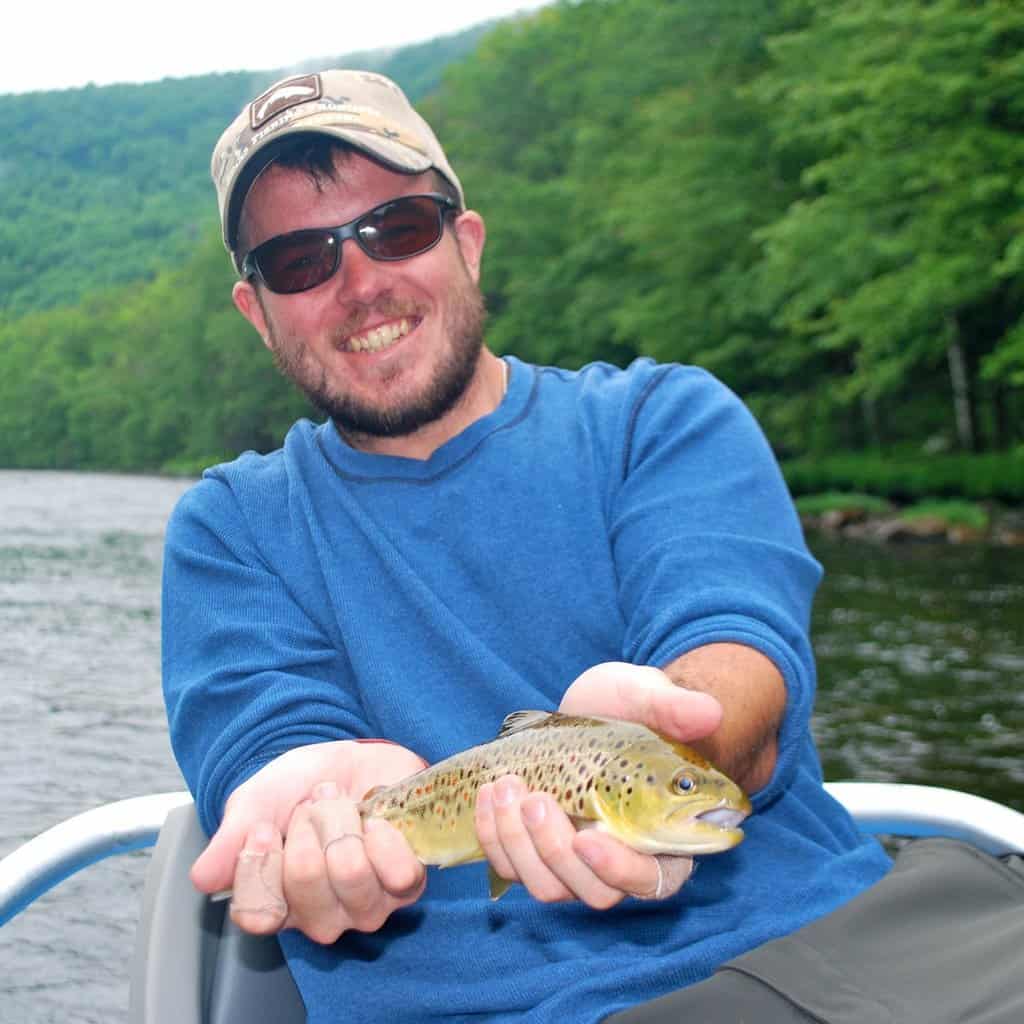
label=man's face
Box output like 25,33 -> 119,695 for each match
232,153 -> 487,444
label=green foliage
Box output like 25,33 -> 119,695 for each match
1,0 -> 1023,478
783,453 -> 1024,504
794,492 -> 892,516
750,0 -> 1024,448
899,500 -> 990,530
0,228 -> 314,470
0,25 -> 490,318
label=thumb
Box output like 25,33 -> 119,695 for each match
560,662 -> 722,743
190,802 -> 251,892
190,793 -> 272,894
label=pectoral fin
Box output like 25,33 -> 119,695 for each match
488,866 -> 514,901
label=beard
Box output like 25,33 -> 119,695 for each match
262,265 -> 487,441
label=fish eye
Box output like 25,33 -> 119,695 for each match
673,772 -> 698,794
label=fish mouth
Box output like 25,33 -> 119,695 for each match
695,808 -> 749,830
685,806 -> 748,851
636,800 -> 751,855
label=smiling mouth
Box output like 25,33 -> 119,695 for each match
343,317 -> 416,353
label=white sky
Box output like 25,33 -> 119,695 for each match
0,0 -> 551,96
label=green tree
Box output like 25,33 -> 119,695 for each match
752,0 -> 1024,451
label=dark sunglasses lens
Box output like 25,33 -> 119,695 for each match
258,233 -> 338,294
359,197 -> 444,259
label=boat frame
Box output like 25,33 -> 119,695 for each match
2,783 -> 1024,1024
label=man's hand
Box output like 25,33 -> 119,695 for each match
190,740 -> 429,941
475,661 -> 723,908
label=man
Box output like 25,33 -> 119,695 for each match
162,70 -> 891,1022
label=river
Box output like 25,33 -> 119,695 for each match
0,470 -> 1022,1023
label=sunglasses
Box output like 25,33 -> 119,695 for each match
241,192 -> 459,295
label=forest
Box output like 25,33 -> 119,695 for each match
1,0 -> 1022,501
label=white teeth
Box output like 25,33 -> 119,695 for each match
348,318 -> 412,353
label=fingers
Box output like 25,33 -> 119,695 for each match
283,782 -> 425,944
284,784 -> 365,941
228,821 -> 288,934
478,776 -> 672,910
363,817 -> 427,898
191,818 -> 246,894
477,777 -> 573,903
191,738 -> 427,896
191,793 -> 265,894
574,830 -> 693,900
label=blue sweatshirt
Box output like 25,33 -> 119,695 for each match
162,357 -> 890,1022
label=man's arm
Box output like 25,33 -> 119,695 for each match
661,642 -> 786,794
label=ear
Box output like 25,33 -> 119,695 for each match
452,210 -> 486,284
232,280 -> 273,350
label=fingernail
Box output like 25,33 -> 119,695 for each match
522,798 -> 546,827
313,781 -> 338,801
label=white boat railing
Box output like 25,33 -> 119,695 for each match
823,781 -> 1024,857
2,783 -> 1023,927
0,790 -> 192,925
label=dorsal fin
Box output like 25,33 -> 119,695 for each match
497,709 -> 554,738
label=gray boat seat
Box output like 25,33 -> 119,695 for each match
129,802 -> 305,1024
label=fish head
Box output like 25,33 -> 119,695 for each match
590,736 -> 752,856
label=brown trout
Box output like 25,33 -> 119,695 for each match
358,710 -> 752,899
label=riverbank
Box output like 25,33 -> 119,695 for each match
797,494 -> 1024,546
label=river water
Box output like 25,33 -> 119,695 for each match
0,469 -> 1022,1023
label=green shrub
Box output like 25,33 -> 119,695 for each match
899,501 -> 989,530
794,492 -> 891,516
782,453 -> 1024,504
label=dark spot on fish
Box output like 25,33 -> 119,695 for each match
646,775 -> 655,785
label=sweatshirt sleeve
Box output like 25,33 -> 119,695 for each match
161,470 -> 366,836
609,363 -> 822,807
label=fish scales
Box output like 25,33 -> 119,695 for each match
357,712 -> 751,880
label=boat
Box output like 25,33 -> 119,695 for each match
2,782 -> 1024,1024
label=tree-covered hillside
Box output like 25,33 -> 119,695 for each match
0,21 -> 494,316
1,0 -> 1022,482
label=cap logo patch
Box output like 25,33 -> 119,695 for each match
250,74 -> 323,130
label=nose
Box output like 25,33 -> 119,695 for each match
331,237 -> 388,304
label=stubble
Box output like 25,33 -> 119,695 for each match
262,266 -> 487,440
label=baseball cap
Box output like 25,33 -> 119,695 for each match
211,69 -> 465,267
